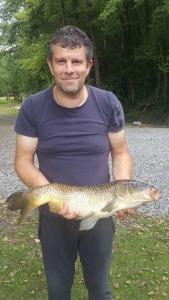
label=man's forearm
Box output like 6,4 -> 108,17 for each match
111,152 -> 133,180
15,159 -> 49,188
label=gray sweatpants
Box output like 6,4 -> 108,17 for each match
38,213 -> 115,300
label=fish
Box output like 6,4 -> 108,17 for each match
6,180 -> 160,231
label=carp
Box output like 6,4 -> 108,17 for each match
6,180 -> 159,231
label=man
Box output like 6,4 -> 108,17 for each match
14,26 -> 132,300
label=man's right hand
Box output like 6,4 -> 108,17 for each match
58,203 -> 80,220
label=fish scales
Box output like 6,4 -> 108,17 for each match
67,184 -> 113,216
32,183 -> 113,216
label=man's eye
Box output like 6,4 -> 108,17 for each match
73,60 -> 82,65
56,60 -> 65,64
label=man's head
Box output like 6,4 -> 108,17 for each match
47,26 -> 93,96
48,25 -> 93,62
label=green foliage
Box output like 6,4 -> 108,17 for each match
0,0 -> 169,113
0,98 -> 19,115
99,0 -> 122,21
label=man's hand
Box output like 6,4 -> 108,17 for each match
58,203 -> 80,220
114,208 -> 135,219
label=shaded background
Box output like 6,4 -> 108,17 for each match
0,0 -> 169,124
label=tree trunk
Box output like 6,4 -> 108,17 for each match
90,33 -> 101,87
84,0 -> 101,87
71,0 -> 79,22
60,0 -> 67,25
159,46 -> 168,102
163,71 -> 167,102
128,76 -> 135,104
153,70 -> 161,100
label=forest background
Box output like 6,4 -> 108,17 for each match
0,0 -> 169,124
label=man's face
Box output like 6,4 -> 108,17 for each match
47,45 -> 93,95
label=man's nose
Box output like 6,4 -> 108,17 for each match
65,62 -> 74,73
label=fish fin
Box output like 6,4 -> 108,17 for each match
6,190 -> 28,210
101,201 -> 114,212
48,200 -> 63,213
79,211 -> 112,231
18,205 -> 33,223
79,215 -> 99,231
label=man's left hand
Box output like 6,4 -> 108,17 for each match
114,208 -> 135,219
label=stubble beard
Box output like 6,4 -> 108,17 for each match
55,79 -> 85,97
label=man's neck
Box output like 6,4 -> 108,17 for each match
53,85 -> 88,108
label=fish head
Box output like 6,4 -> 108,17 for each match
128,181 -> 159,201
114,180 -> 160,209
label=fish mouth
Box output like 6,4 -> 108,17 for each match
149,187 -> 160,200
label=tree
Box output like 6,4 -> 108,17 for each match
0,0 -> 169,115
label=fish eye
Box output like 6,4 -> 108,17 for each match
131,181 -> 148,191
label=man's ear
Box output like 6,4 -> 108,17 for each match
86,59 -> 93,75
47,58 -> 54,76
89,59 -> 93,68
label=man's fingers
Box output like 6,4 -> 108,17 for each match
127,208 -> 135,214
58,203 -> 80,219
59,205 -> 135,220
115,211 -> 126,219
115,208 -> 135,219
63,213 -> 80,220
58,202 -> 71,215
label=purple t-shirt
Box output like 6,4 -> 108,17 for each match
15,85 -> 124,187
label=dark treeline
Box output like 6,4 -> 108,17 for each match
0,0 -> 169,119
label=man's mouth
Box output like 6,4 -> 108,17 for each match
62,77 -> 78,80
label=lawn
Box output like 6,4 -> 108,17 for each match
0,98 -> 19,116
0,206 -> 168,300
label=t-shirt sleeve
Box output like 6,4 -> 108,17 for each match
108,93 -> 125,132
15,97 -> 38,137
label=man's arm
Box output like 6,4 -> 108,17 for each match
108,130 -> 133,218
15,134 -> 79,219
15,134 -> 49,188
108,130 -> 132,180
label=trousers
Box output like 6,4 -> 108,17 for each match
38,213 -> 115,300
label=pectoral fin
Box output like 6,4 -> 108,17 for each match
79,211 -> 112,231
79,215 -> 99,231
101,201 -> 114,212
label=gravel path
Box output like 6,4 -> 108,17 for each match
0,116 -> 169,217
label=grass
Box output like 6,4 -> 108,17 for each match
0,209 -> 169,300
124,102 -> 169,126
0,98 -> 19,116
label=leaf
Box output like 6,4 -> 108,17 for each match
2,236 -> 9,242
114,282 -> 120,289
34,238 -> 40,243
148,291 -> 155,295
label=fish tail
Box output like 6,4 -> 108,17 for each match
6,190 -> 34,222
18,205 -> 33,223
6,190 -> 28,211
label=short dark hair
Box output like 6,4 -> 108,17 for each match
48,25 -> 93,61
